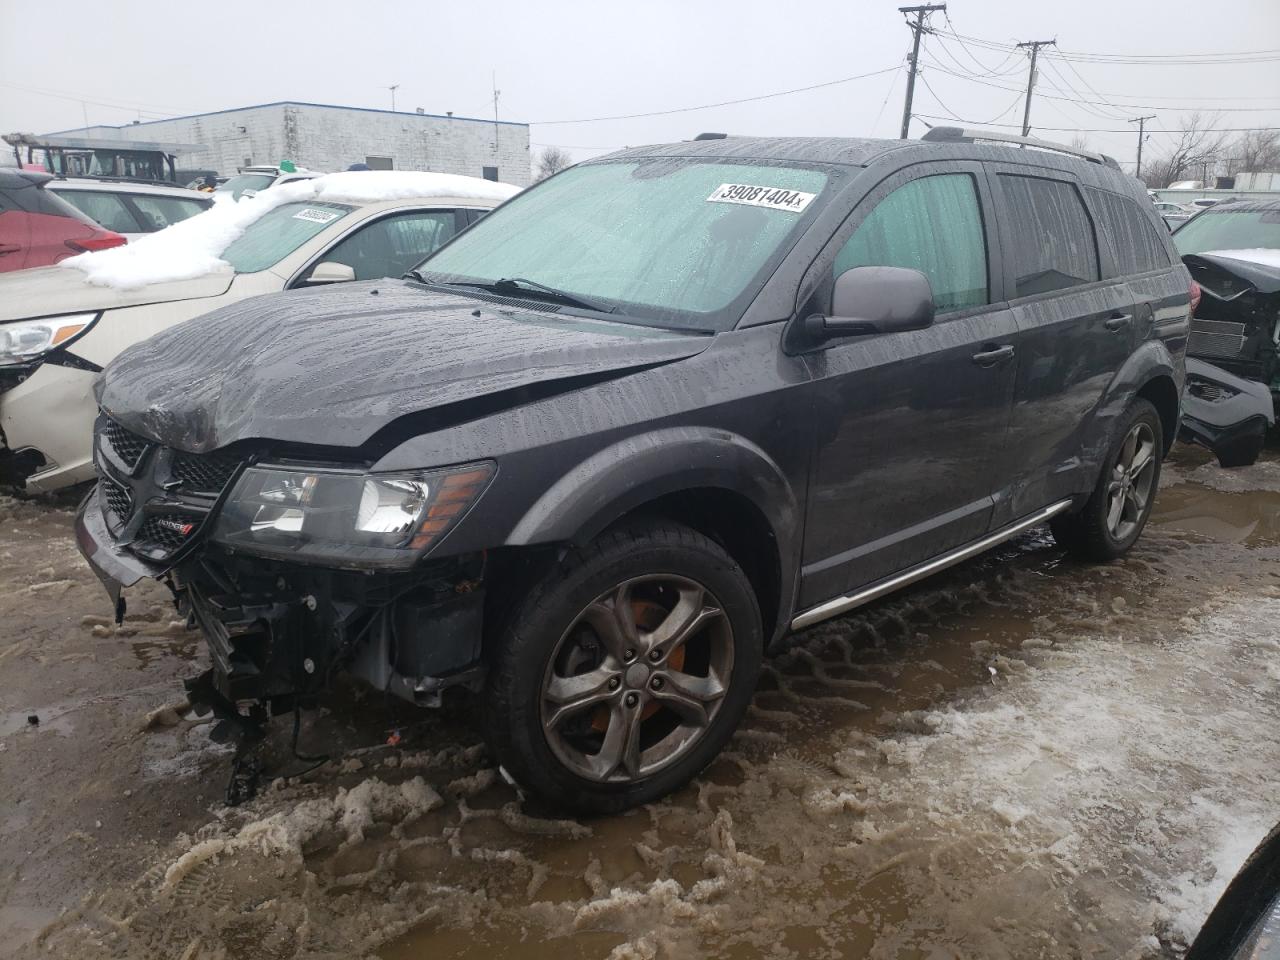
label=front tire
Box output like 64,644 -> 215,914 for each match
482,522 -> 762,816
1051,398 -> 1163,561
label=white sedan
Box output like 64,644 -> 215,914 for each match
0,170 -> 519,492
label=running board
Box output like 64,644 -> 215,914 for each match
790,499 -> 1074,631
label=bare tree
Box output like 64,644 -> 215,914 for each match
534,146 -> 572,182
1229,129 -> 1280,173
1067,133 -> 1092,154
1144,113 -> 1229,187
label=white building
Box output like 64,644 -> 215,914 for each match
49,100 -> 531,185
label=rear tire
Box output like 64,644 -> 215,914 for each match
1051,398 -> 1163,561
482,521 -> 762,816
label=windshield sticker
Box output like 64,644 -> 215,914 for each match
293,208 -> 341,224
706,183 -> 816,213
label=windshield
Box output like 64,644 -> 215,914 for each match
221,201 -> 353,274
1174,207 -> 1280,256
416,159 -> 831,331
218,173 -> 277,200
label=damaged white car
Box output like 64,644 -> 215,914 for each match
0,171 -> 519,491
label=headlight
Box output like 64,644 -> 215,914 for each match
211,461 -> 494,568
0,312 -> 100,367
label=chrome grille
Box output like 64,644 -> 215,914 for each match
104,419 -> 149,468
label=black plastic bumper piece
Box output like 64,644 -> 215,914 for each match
1180,358 -> 1276,468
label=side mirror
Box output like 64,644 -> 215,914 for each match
305,261 -> 357,285
805,265 -> 935,342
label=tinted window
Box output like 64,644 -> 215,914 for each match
0,191 -> 14,214
221,201 -> 354,273
365,156 -> 394,171
129,194 -> 208,232
1089,189 -> 1172,276
834,173 -> 988,312
320,211 -> 457,281
999,175 -> 1099,297
55,191 -> 139,234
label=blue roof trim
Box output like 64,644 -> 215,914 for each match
45,100 -> 527,136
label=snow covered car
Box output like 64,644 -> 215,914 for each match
216,164 -> 322,200
47,179 -> 213,240
1174,199 -> 1280,466
0,171 -> 519,491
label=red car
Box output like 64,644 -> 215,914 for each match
0,170 -> 126,272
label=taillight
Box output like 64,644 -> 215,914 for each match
1189,280 -> 1202,316
65,231 -> 127,253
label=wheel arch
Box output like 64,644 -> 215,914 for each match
1089,340 -> 1183,472
1136,372 -> 1180,454
505,427 -> 802,647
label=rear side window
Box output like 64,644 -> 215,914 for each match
999,175 -> 1099,297
56,191 -> 139,234
129,194 -> 208,231
1089,189 -> 1172,276
834,173 -> 988,312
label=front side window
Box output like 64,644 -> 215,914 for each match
999,175 -> 1100,297
129,195 -> 208,232
833,173 -> 988,312
221,201 -> 354,274
318,211 -> 457,281
419,159 -> 831,331
55,191 -> 138,233
1173,207 -> 1280,256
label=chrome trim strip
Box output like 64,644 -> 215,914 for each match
790,499 -> 1074,632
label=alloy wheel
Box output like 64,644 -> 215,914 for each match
539,574 -> 734,784
1106,421 -> 1157,541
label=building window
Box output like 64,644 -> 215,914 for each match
482,166 -> 499,182
365,155 -> 394,171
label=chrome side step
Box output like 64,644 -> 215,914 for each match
790,499 -> 1073,631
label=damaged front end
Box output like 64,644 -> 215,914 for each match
1180,357 -> 1276,467
75,413 -> 498,796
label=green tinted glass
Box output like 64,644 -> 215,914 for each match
222,202 -> 353,274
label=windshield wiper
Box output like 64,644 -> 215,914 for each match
488,277 -> 617,314
404,268 -> 428,283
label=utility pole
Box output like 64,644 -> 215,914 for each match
1016,39 -> 1055,137
1129,115 -> 1156,179
898,3 -> 945,140
492,71 -> 501,154
387,84 -> 399,112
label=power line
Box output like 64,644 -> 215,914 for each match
929,30 -> 1280,64
523,65 -> 901,126
1015,39 -> 1056,136
909,113 -> 1280,135
898,4 -> 947,139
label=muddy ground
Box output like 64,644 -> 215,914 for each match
2,444 -> 1279,960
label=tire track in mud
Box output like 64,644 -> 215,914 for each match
25,461 -> 1280,960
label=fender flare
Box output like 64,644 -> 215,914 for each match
506,426 -> 802,642
1085,339 -> 1181,474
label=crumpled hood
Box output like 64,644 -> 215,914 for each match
0,264 -> 234,323
1183,250 -> 1280,296
97,280 -> 711,452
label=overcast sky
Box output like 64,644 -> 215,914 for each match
2,0 -> 1277,174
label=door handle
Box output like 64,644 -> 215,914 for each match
0,244 -> 20,255
972,344 -> 1015,367
1104,313 -> 1132,331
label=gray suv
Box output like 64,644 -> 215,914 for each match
77,128 -> 1191,813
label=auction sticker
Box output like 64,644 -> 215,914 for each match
293,208 -> 341,224
706,183 -> 816,213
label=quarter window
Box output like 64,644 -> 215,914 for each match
999,175 -> 1100,297
56,191 -> 138,234
129,195 -> 208,232
1088,189 -> 1171,276
834,173 -> 988,312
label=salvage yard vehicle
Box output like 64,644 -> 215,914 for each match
1174,199 -> 1280,466
47,179 -> 213,239
0,170 -> 519,491
77,128 -> 1191,814
0,169 -> 126,272
217,163 -> 322,200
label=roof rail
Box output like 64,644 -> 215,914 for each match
693,132 -> 728,141
921,126 -> 1121,170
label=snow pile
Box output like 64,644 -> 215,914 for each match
61,170 -> 521,290
1202,247 -> 1280,269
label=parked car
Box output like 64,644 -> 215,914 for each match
76,129 -> 1190,813
0,170 -> 518,491
1174,198 -> 1280,466
217,164 -> 322,200
47,179 -> 213,239
1153,200 -> 1193,230
0,170 -> 125,272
